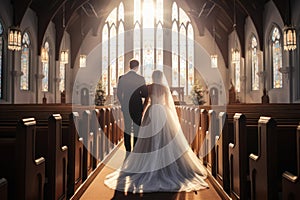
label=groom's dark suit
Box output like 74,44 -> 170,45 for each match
117,70 -> 148,152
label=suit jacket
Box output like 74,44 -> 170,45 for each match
117,70 -> 148,122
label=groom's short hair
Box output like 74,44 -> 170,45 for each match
129,59 -> 139,69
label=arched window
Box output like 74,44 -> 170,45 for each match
42,41 -> 50,92
102,1 -> 194,94
0,21 -> 3,98
172,3 -> 194,94
271,26 -> 282,88
234,52 -> 241,92
59,62 -> 65,92
20,32 -> 30,90
102,2 -> 125,95
251,35 -> 259,91
133,0 -> 160,83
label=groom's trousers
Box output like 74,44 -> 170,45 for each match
123,110 -> 142,152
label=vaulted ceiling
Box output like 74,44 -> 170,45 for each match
10,0 -> 290,67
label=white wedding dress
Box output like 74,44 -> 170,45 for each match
104,81 -> 209,193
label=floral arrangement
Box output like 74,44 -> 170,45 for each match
95,80 -> 106,106
190,81 -> 205,105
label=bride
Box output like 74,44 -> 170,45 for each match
104,70 -> 209,193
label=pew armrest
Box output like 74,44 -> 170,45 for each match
35,157 -> 45,165
62,145 -> 68,152
282,171 -> 298,183
249,153 -> 258,161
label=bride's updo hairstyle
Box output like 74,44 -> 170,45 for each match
152,70 -> 163,84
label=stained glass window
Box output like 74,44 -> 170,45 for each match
187,24 -> 194,94
179,25 -> 186,89
59,62 -> 65,92
142,0 -> 155,83
118,22 -> 124,79
172,3 -> 194,94
156,23 -> 163,71
271,26 -> 282,88
251,36 -> 259,91
101,1 -> 194,94
42,41 -> 49,92
102,24 -> 109,94
172,21 -> 178,86
0,21 -> 3,99
102,2 -> 125,95
20,32 -> 30,90
234,53 -> 241,92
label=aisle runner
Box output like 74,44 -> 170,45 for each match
80,145 -> 221,200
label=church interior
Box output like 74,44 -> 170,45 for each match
0,0 -> 300,199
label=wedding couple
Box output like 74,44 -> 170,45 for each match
104,59 -> 208,193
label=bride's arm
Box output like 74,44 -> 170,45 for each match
143,85 -> 151,111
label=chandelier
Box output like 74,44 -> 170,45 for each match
211,54 -> 218,68
231,0 -> 240,63
283,26 -> 296,51
283,0 -> 296,51
60,4 -> 69,64
41,47 -> 48,63
79,55 -> 87,68
8,26 -> 21,51
60,50 -> 69,64
211,26 -> 218,68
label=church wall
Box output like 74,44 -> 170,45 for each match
1,0 -> 299,105
263,0 -> 289,103
0,0 -> 13,103
14,8 -> 38,103
38,22 -> 56,103
292,0 -> 300,102
244,16 -> 262,103
228,30 -> 243,102
195,28 -> 227,106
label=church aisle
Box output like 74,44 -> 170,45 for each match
79,145 -> 222,200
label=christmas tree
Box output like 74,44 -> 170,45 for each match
190,81 -> 205,105
94,80 -> 106,106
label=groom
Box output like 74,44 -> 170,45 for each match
117,59 -> 148,152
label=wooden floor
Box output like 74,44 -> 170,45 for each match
79,144 -> 222,200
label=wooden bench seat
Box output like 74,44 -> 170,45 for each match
0,118 -> 45,200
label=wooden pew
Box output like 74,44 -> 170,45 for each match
282,124 -> 300,200
99,108 -> 107,160
45,114 -> 68,200
0,178 -> 7,200
249,117 -> 278,200
228,113 -> 249,200
215,112 -> 230,194
0,104 -> 88,199
80,110 -> 94,181
205,110 -> 218,176
115,106 -> 123,143
191,107 -> 200,153
0,118 -> 45,200
91,109 -> 101,169
200,109 -> 208,165
68,112 -> 83,198
105,108 -> 112,154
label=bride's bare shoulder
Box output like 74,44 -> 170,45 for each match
148,84 -> 168,94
